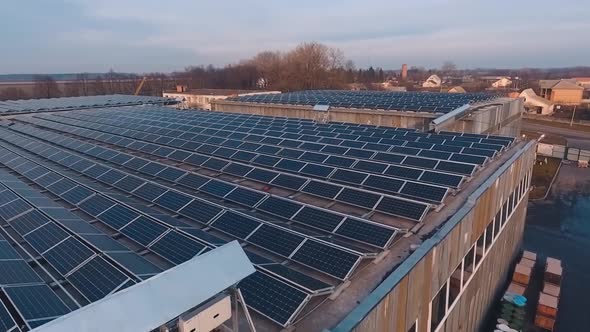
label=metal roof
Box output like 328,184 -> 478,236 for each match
32,241 -> 254,332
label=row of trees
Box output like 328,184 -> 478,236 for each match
175,42 -> 385,91
0,42 -> 394,101
0,72 -> 173,101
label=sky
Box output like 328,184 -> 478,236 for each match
1,0 -> 589,74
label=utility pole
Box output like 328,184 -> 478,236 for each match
570,105 -> 577,127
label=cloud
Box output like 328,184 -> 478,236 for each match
1,0 -> 589,72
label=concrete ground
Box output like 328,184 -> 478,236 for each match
523,162 -> 590,331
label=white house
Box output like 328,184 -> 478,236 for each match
492,77 -> 512,88
422,75 -> 442,88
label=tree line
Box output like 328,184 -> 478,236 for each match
0,42 -> 390,101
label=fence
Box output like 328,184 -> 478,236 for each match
537,143 -> 590,161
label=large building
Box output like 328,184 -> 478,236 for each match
0,95 -> 535,332
212,90 -> 523,136
162,87 -> 279,110
539,79 -> 584,105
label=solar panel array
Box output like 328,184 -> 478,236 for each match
0,94 -> 176,114
226,90 -> 501,113
0,104 -> 515,329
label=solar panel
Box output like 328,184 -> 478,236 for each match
223,163 -> 254,177
113,175 -> 145,192
261,264 -> 332,292
270,174 -> 307,190
0,199 -> 31,220
176,173 -> 209,189
78,195 -> 115,217
154,191 -> 192,212
0,301 -> 17,332
335,218 -> 395,248
375,197 -> 428,221
211,212 -> 260,239
225,187 -> 265,207
3,284 -> 70,321
98,169 -> 126,185
292,207 -> 343,232
291,240 -> 359,280
246,168 -> 278,182
106,252 -> 162,276
0,260 -> 43,285
403,156 -> 438,169
96,204 -> 139,230
67,256 -> 130,302
257,197 -> 302,219
435,161 -> 475,175
119,217 -> 168,246
300,164 -> 334,178
24,223 -> 69,254
330,169 -> 367,185
178,200 -> 223,223
400,182 -> 447,202
247,225 -> 305,257
275,159 -> 306,172
362,175 -> 404,194
301,181 -> 341,199
8,210 -> 50,235
148,231 -> 205,265
0,241 -> 20,260
239,272 -> 308,326
80,234 -> 130,252
200,180 -> 236,197
336,188 -> 379,209
60,186 -> 93,205
44,237 -> 94,275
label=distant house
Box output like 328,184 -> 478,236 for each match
572,77 -> 590,88
539,79 -> 584,105
491,77 -> 512,88
422,75 -> 442,88
520,88 -> 554,115
448,86 -> 466,93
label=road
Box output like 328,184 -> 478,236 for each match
522,119 -> 590,149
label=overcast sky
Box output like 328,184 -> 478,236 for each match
1,0 -> 589,74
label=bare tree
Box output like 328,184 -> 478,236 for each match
0,87 -> 29,101
76,73 -> 90,96
441,61 -> 457,74
92,76 -> 107,95
32,75 -> 61,98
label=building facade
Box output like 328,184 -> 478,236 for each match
539,80 -> 584,105
331,140 -> 536,332
163,88 -> 279,110
212,97 -> 523,137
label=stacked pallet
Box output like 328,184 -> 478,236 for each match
510,250 -> 536,291
534,257 -> 562,331
492,251 -> 538,331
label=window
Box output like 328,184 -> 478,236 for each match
463,245 -> 475,286
475,233 -> 484,266
494,212 -> 501,238
501,201 -> 508,226
485,221 -> 494,251
430,282 -> 448,331
449,262 -> 462,307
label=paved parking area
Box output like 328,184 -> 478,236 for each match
523,163 -> 590,331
